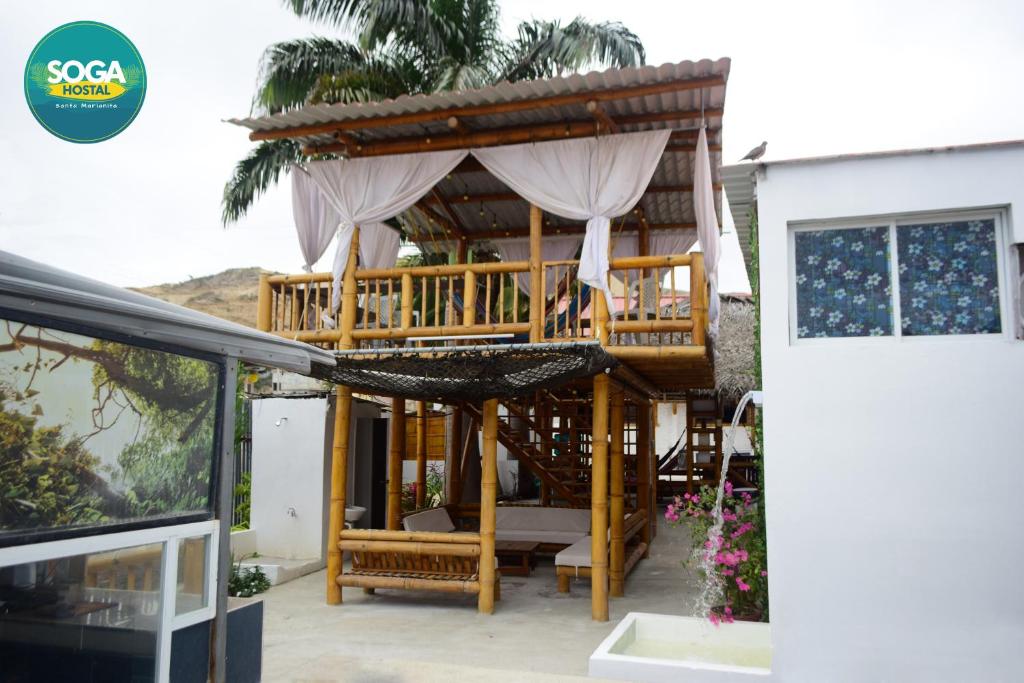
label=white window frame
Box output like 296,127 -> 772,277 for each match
788,208 -> 1012,345
0,519 -> 220,683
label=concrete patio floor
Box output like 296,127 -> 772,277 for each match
259,516 -> 700,682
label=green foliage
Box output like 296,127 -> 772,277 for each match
0,395 -> 110,529
233,472 -> 252,530
228,560 -> 270,597
223,0 -> 647,223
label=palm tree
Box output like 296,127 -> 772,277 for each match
222,0 -> 645,224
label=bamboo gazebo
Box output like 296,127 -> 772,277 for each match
232,58 -> 730,621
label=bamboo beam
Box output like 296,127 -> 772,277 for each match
529,205 -> 543,342
591,373 -> 610,621
637,401 -> 652,556
387,397 -> 405,530
479,398 -> 499,614
338,539 -> 481,556
586,100 -> 620,134
424,183 -> 721,206
340,227 -> 360,349
256,273 -> 272,331
430,187 -> 469,243
460,222 -> 696,242
401,273 -> 413,329
340,528 -> 480,543
416,401 -> 427,508
610,389 -> 625,597
463,270 -> 477,326
415,199 -> 462,240
337,574 -> 480,593
251,74 -> 726,141
355,260 -> 528,279
348,321 -> 529,342
449,406 -> 463,504
304,122 -> 714,156
607,345 -> 707,360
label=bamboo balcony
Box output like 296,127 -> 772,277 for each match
256,252 -> 714,392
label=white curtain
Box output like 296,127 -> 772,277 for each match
305,149 -> 468,318
359,222 -> 401,269
472,129 -> 670,313
694,125 -> 721,337
492,235 -> 582,296
291,169 -> 339,272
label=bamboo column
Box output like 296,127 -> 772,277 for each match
609,388 -> 625,597
637,401 -> 652,555
690,252 -> 707,347
591,373 -> 610,621
416,401 -> 427,508
479,398 -> 499,614
387,397 -> 405,530
529,204 -> 543,342
326,226 -> 360,605
448,406 -> 463,505
256,273 -> 272,331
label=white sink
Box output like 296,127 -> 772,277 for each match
345,505 -> 366,523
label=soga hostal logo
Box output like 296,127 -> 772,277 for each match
24,21 -> 146,143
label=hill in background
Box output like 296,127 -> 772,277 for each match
133,267 -> 269,328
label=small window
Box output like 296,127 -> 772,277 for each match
794,226 -> 893,338
791,213 -> 1006,342
897,220 -> 1001,335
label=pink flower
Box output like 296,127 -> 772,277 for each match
736,578 -> 751,592
723,606 -> 735,624
760,570 -> 768,577
724,481 -> 733,495
708,611 -> 720,627
721,568 -> 734,576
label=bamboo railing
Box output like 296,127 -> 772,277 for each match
257,252 -> 709,357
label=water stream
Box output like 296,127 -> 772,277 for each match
692,390 -> 759,619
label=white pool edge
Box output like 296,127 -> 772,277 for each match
589,612 -> 773,682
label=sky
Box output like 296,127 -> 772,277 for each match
2,0 -> 1023,293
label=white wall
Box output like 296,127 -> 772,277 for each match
756,144 -> 1024,681
655,402 -> 687,457
251,397 -> 330,561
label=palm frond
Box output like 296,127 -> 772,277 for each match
501,17 -> 645,82
284,0 -> 363,27
255,38 -> 367,114
221,140 -> 304,225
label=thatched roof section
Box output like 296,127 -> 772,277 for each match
714,296 -> 757,402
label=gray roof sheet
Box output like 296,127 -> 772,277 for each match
0,251 -> 335,374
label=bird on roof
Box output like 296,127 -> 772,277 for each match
740,141 -> 767,162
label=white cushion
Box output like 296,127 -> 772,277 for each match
402,507 -> 455,533
495,529 -> 588,545
555,538 -> 593,568
495,507 -> 591,533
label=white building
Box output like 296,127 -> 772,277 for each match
724,140 -> 1024,681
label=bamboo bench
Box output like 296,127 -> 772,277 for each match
555,510 -> 648,593
337,528 -> 500,602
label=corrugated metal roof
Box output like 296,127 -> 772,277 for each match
0,251 -> 335,374
229,59 -> 730,247
721,163 -> 758,275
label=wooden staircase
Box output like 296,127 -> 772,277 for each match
463,392 -> 592,508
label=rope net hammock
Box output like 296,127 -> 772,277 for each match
309,341 -> 618,402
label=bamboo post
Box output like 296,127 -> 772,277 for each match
463,269 -> 477,326
449,406 -> 463,505
638,220 -> 650,258
401,273 -> 413,330
529,205 -> 543,342
416,401 -> 427,508
327,385 -> 352,605
326,226 -> 360,605
637,401 -> 652,556
479,398 -> 499,614
609,388 -> 625,597
591,372 -> 610,621
256,273 -> 273,331
690,252 -> 706,346
387,397 -> 405,530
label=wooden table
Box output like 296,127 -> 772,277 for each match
494,541 -> 540,577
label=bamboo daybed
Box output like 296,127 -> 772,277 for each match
337,528 -> 500,600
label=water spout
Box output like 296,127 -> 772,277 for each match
693,390 -> 763,619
